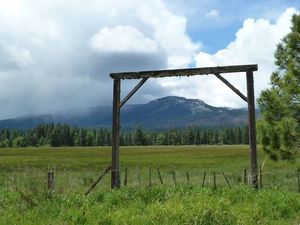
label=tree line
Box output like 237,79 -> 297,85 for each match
0,123 -> 250,148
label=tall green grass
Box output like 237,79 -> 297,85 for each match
0,146 -> 299,193
0,185 -> 299,225
0,146 -> 299,224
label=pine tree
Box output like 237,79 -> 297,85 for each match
50,125 -> 61,147
133,126 -> 147,146
86,131 -> 95,146
257,13 -> 300,160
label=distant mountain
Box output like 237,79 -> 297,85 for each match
0,96 -> 258,130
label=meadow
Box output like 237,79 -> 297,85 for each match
0,145 -> 299,224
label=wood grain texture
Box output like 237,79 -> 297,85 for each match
110,64 -> 258,79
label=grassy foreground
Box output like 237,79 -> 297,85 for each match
1,185 -> 300,225
0,146 -> 299,224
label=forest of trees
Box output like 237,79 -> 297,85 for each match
0,123 -> 250,148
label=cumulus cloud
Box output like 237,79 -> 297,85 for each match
158,7 -> 298,108
0,0 -> 197,119
0,0 -> 297,120
90,26 -> 160,54
136,1 -> 200,68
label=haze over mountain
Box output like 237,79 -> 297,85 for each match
0,96 -> 256,130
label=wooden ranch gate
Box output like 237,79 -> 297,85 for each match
110,64 -> 258,189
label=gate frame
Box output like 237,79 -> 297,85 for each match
110,64 -> 258,189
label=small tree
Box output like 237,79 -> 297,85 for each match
50,126 -> 61,147
133,126 -> 147,146
13,137 -> 27,147
86,131 -> 95,146
155,133 -> 166,145
257,13 -> 300,160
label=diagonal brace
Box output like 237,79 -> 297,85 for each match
85,166 -> 111,195
120,78 -> 149,108
215,73 -> 248,102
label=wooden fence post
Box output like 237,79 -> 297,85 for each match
213,171 -> 216,190
186,171 -> 190,183
124,167 -> 128,186
47,171 -> 55,192
172,170 -> 177,185
259,167 -> 263,189
137,165 -> 141,186
148,167 -> 152,187
157,168 -> 163,185
243,168 -> 247,185
297,168 -> 300,193
202,171 -> 206,188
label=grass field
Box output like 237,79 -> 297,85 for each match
0,145 -> 299,224
0,145 -> 299,192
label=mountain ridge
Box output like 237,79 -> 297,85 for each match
0,96 -> 255,130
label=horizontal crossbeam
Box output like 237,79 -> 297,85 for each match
110,64 -> 258,80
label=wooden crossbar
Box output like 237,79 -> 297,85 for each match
110,64 -> 258,79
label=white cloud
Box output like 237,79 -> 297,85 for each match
90,26 -> 159,54
159,7 -> 298,108
206,10 -> 219,18
135,0 -> 200,68
0,0 -> 198,119
0,0 -> 297,120
89,0 -> 200,68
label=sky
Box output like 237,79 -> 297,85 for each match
0,0 -> 299,119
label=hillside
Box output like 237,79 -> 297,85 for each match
0,96 -> 257,129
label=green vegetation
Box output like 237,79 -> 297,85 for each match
1,185 -> 300,225
258,13 -> 300,161
0,146 -> 299,192
0,146 -> 299,224
0,123 -> 250,147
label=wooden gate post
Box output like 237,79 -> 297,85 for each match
111,78 -> 121,189
246,70 -> 258,188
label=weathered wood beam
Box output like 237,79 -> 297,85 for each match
85,166 -> 111,195
110,64 -> 258,80
111,78 -> 121,189
215,74 -> 248,102
246,70 -> 258,189
120,78 -> 148,108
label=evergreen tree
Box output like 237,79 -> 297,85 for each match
195,129 -> 201,145
86,131 -> 95,146
169,129 -> 179,145
242,125 -> 249,145
257,13 -> 300,160
155,133 -> 166,145
50,125 -> 61,147
13,137 -> 27,147
133,126 -> 147,146
79,128 -> 87,146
